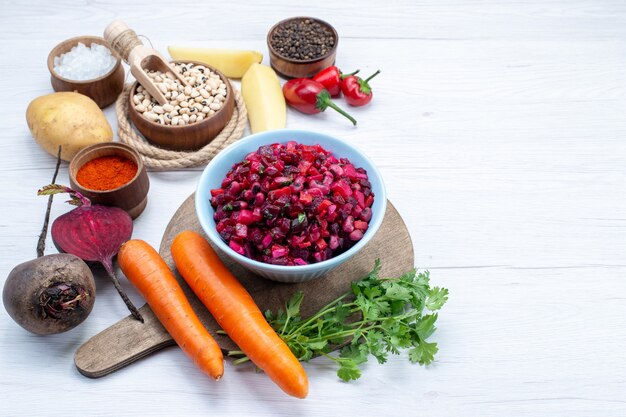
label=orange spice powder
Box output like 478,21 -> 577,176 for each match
76,155 -> 138,191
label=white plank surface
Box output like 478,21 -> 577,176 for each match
1,1 -> 625,416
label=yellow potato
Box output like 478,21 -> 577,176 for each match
241,64 -> 286,133
26,92 -> 112,161
168,46 -> 263,78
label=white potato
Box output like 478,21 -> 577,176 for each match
26,92 -> 113,161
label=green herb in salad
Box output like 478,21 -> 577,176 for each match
228,260 -> 448,381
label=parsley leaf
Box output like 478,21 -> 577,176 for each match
408,340 -> 438,365
425,287 -> 449,311
286,291 -> 304,318
337,360 -> 362,382
340,344 -> 369,365
414,314 -> 438,340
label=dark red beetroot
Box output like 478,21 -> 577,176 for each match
3,149 -> 96,335
38,184 -> 143,321
210,141 -> 375,266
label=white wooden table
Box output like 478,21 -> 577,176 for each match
1,1 -> 625,416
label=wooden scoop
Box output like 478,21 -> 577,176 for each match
104,20 -> 188,105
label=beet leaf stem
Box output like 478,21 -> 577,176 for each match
102,259 -> 144,322
37,146 -> 62,258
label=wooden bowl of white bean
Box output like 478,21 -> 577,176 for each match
128,60 -> 235,151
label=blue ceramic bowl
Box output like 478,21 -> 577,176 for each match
195,129 -> 386,283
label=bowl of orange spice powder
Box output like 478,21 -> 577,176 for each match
69,142 -> 149,219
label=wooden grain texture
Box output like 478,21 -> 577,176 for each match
74,196 -> 412,377
2,1 -> 626,416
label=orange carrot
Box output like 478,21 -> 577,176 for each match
171,230 -> 309,399
118,239 -> 224,381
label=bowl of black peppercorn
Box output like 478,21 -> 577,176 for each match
267,17 -> 338,79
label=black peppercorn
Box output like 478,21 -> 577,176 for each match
271,18 -> 336,61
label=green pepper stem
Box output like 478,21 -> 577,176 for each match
341,69 -> 360,79
316,90 -> 358,125
364,70 -> 381,84
326,101 -> 357,125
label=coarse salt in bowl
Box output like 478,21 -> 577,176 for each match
47,36 -> 124,108
195,129 -> 387,283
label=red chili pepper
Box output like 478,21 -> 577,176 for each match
312,66 -> 360,97
283,78 -> 357,125
341,70 -> 381,107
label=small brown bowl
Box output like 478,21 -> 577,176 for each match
48,36 -> 125,108
69,142 -> 150,219
128,60 -> 235,152
267,17 -> 338,79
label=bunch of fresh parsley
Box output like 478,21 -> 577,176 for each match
229,260 -> 448,381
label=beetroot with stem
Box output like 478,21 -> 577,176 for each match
37,184 -> 143,322
3,147 -> 96,335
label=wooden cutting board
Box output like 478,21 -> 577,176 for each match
74,194 -> 414,378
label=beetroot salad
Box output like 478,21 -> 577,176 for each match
210,141 -> 375,266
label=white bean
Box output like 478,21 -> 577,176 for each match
133,63 -> 230,125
